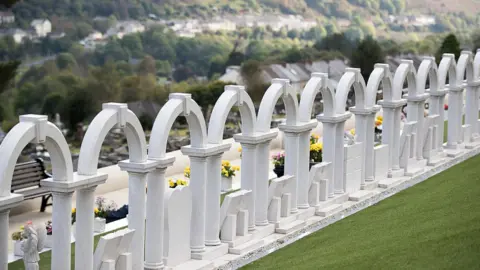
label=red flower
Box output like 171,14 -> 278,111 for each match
444,104 -> 448,110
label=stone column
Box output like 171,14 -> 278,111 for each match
465,80 -> 480,141
75,187 -> 96,270
118,160 -> 158,270
256,141 -> 271,225
279,121 -> 318,210
73,173 -> 108,270
378,99 -> 407,176
238,142 -> 257,231
350,106 -> 380,185
234,131 -> 278,227
52,191 -> 74,270
429,90 -> 447,152
188,155 -> 207,253
406,92 -> 429,160
144,157 -> 174,270
0,194 -> 23,270
446,85 -> 463,150
205,154 -> 222,246
201,143 -> 230,246
317,113 -> 351,195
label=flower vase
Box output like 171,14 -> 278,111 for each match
94,217 -> 106,233
273,165 -> 284,178
44,234 -> 53,248
13,240 -> 23,256
221,176 -> 233,192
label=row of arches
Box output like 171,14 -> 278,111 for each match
0,50 -> 479,269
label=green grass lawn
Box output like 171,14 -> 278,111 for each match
243,152 -> 480,269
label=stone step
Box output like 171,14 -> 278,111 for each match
222,233 -> 253,248
275,220 -> 305,234
294,207 -> 315,221
229,238 -> 264,255
251,223 -> 275,240
378,177 -> 406,189
275,215 -> 296,228
191,243 -> 228,261
316,203 -> 343,217
167,259 -> 213,270
349,190 -> 373,202
361,180 -> 379,190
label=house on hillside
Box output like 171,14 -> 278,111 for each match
31,19 -> 52,37
0,11 -> 14,24
8,29 -> 29,43
203,18 -> 236,32
105,21 -> 145,39
219,60 -> 347,94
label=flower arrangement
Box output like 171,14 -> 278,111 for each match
95,197 -> 117,219
221,160 -> 239,178
184,166 -> 190,178
272,152 -> 285,168
71,208 -> 76,224
169,178 -> 188,188
310,134 -> 322,162
375,115 -> 383,127
310,133 -> 320,144
11,225 -> 24,241
46,221 -> 52,235
310,142 -> 323,162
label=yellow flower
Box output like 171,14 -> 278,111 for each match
376,115 -> 383,121
20,225 -> 24,231
222,160 -> 230,166
312,134 -> 319,139
350,129 -> 355,136
238,147 -> 242,152
318,142 -> 323,150
375,119 -> 382,127
94,208 -> 99,214
71,208 -> 76,214
232,165 -> 240,171
169,181 -> 175,188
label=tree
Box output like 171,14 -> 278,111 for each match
241,60 -> 267,102
435,34 -> 461,63
351,36 -> 385,81
56,53 -> 78,70
137,55 -> 156,76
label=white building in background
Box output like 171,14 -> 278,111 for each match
0,11 -> 14,24
10,29 -> 29,43
30,19 -> 52,37
203,19 -> 236,32
105,20 -> 145,39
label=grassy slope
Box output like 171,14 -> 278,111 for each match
243,149 -> 480,269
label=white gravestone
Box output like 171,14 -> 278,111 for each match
93,228 -> 135,270
267,175 -> 293,224
219,190 -> 251,245
163,186 -> 192,267
344,142 -> 363,194
308,162 -> 331,207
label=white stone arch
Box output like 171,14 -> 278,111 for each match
77,103 -> 148,175
457,51 -> 478,143
208,85 -> 256,143
256,79 -> 299,132
298,73 -> 336,121
335,68 -> 367,114
417,57 -> 439,95
438,54 -> 458,91
149,93 -> 207,158
370,64 -> 397,103
394,60 -> 417,99
457,51 -> 474,83
0,115 -> 73,269
0,115 -> 73,197
474,49 -> 480,79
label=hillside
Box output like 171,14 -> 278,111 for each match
405,0 -> 480,15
